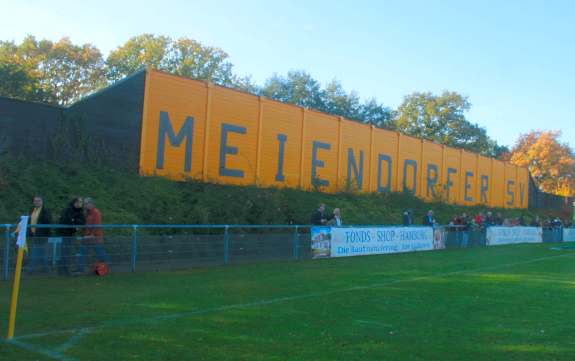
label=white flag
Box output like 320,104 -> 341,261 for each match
16,216 -> 29,249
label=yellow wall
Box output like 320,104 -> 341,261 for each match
442,147 -> 461,204
491,160 -> 505,208
397,134 -> 422,196
516,167 -> 529,208
139,71 -> 207,180
504,163 -> 518,208
339,118 -> 371,192
139,70 -> 530,208
369,127 -> 399,193
301,110 -> 339,192
258,98 -> 302,188
420,141 -> 443,200
459,151 -> 478,206
476,155 -> 492,206
207,87 -> 259,185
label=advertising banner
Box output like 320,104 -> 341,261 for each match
329,226 -> 434,258
311,227 -> 332,259
563,228 -> 575,242
486,227 -> 542,246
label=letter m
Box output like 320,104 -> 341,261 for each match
156,111 -> 194,172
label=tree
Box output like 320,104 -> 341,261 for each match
358,98 -> 396,129
106,34 -> 170,82
321,79 -> 361,119
394,91 -> 502,157
508,130 -> 575,196
261,70 -> 324,109
0,61 -> 45,102
229,74 -> 259,94
105,34 -> 253,90
0,35 -> 105,105
167,37 -> 234,85
261,70 -> 395,128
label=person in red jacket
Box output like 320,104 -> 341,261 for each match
84,198 -> 104,241
474,212 -> 484,228
75,197 -> 111,273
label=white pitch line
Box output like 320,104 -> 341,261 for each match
3,338 -> 77,361
56,328 -> 91,353
8,251 -> 575,360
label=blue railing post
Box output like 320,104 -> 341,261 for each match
131,225 -> 138,272
224,225 -> 230,265
3,225 -> 10,281
292,225 -> 300,260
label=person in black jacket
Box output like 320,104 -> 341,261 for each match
422,210 -> 435,226
484,211 -> 495,227
402,210 -> 413,226
28,196 -> 52,273
58,197 -> 86,275
310,204 -> 328,226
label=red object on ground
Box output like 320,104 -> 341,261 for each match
94,262 -> 109,276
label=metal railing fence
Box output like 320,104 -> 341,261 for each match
1,224 -> 312,280
0,223 -> 569,280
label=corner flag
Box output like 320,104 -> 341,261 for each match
7,215 -> 29,339
16,215 -> 29,252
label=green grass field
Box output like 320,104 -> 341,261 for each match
2,243 -> 575,361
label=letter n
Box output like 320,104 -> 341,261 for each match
347,148 -> 364,190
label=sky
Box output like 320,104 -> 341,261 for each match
1,0 -> 574,149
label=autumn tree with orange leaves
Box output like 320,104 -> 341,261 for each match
507,131 -> 575,196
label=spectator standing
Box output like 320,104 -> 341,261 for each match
519,215 -> 526,226
328,208 -> 343,226
552,218 -> 563,242
552,218 -> 563,228
530,216 -> 541,227
495,213 -> 504,226
451,214 -> 462,229
28,196 -> 52,273
58,197 -> 86,275
461,213 -> 470,228
402,210 -> 413,226
423,210 -> 435,226
474,212 -> 485,228
310,204 -> 328,226
485,211 -> 495,227
77,197 -> 111,272
460,213 -> 470,247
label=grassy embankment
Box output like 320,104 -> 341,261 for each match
0,156 -> 561,226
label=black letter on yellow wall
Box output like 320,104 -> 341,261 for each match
156,111 -> 194,172
480,175 -> 489,204
427,164 -> 438,197
347,148 -> 364,190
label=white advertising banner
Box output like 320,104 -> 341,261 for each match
329,226 -> 435,258
563,228 -> 575,242
486,226 -> 542,246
